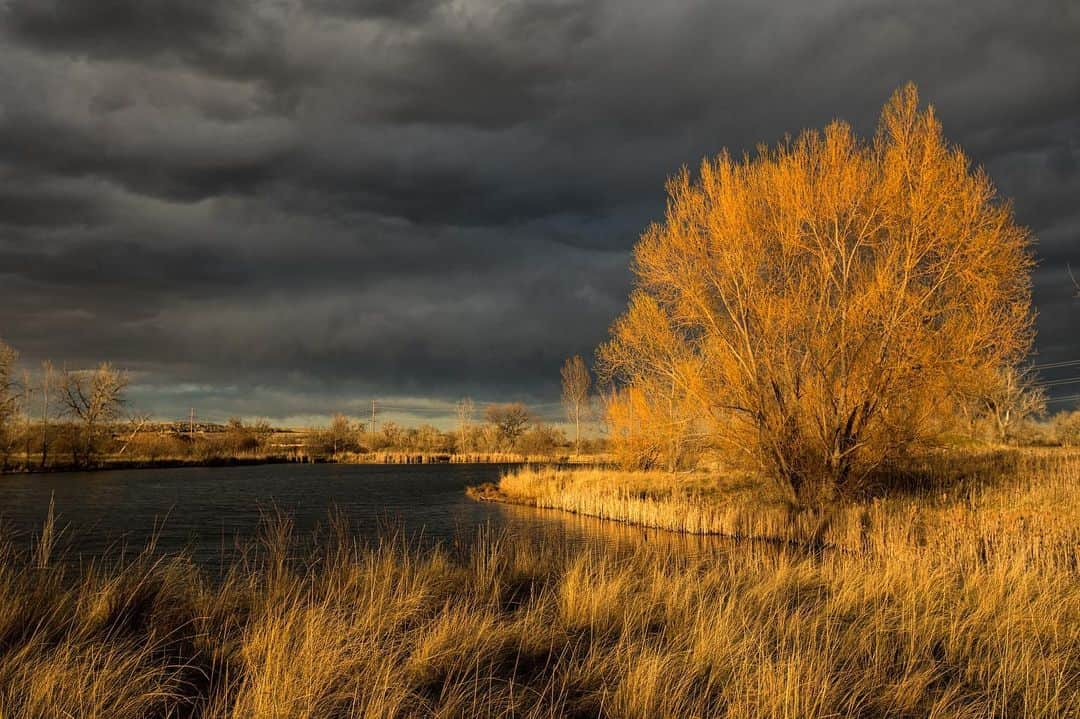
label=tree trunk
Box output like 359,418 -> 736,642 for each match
574,406 -> 580,450
84,420 -> 95,466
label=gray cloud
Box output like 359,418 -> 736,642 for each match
0,0 -> 1077,423
4,0 -> 241,57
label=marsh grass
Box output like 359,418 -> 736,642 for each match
0,449 -> 1077,717
482,449 -> 1080,558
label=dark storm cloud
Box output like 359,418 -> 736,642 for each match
0,238 -> 243,295
0,184 -> 105,228
4,0 -> 238,57
0,0 -> 1078,423
2,0 -> 296,87
307,0 -> 446,23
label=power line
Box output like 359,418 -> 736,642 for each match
374,400 -> 565,414
1046,394 -> 1080,404
1036,377 -> 1080,388
1034,358 -> 1080,370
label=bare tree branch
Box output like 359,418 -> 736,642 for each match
61,363 -> 128,466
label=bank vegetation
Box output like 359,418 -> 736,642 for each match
1,463 -> 1077,719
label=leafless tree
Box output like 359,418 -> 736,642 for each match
40,360 -> 55,468
561,355 -> 592,449
22,369 -> 32,467
0,341 -> 17,417
974,366 -> 1046,443
0,341 -> 19,467
116,411 -> 152,456
61,363 -> 129,466
1068,263 -> 1080,299
0,341 -> 19,468
456,397 -> 475,453
485,403 -> 531,447
327,413 -> 357,455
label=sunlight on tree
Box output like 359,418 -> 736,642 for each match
600,85 -> 1035,502
560,355 -> 592,450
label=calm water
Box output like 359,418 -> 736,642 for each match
0,463 -> 728,570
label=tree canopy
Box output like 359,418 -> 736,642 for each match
599,84 -> 1034,502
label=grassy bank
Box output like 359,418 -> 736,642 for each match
2,468 -> 1079,717
471,449 -> 1080,556
337,451 -> 610,465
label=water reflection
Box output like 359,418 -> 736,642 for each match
486,501 -> 738,559
0,463 -> 786,573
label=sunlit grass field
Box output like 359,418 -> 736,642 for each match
483,449 -> 1080,556
0,449 -> 1077,717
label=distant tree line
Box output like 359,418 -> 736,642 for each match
0,336 -> 608,471
310,401 -> 604,460
0,338 -> 131,470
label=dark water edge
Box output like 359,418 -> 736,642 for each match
0,463 -> 736,574
0,454 -> 548,476
0,455 -> 299,475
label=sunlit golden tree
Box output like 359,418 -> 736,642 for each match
600,85 -> 1034,502
599,296 -> 707,471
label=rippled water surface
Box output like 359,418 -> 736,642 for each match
0,463 -> 732,568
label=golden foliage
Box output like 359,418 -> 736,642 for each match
599,84 -> 1034,499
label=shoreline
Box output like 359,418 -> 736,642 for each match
466,481 -> 850,553
1,452 -> 612,476
0,455 -> 299,475
465,476 -> 808,544
465,465 -> 803,541
465,450 -> 1080,555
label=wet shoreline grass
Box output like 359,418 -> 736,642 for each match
470,449 -> 1080,555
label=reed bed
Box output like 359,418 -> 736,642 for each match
482,449 -> 1080,559
0,449 -> 1077,717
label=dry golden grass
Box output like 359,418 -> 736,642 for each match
484,449 -> 1080,558
0,449 -> 1076,717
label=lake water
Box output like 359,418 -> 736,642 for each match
0,463 -> 729,570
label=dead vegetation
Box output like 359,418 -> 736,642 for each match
0,448 -> 1077,717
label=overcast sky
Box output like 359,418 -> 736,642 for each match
0,0 -> 1077,426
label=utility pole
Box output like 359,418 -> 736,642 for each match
370,399 -> 377,435
189,407 -> 196,437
